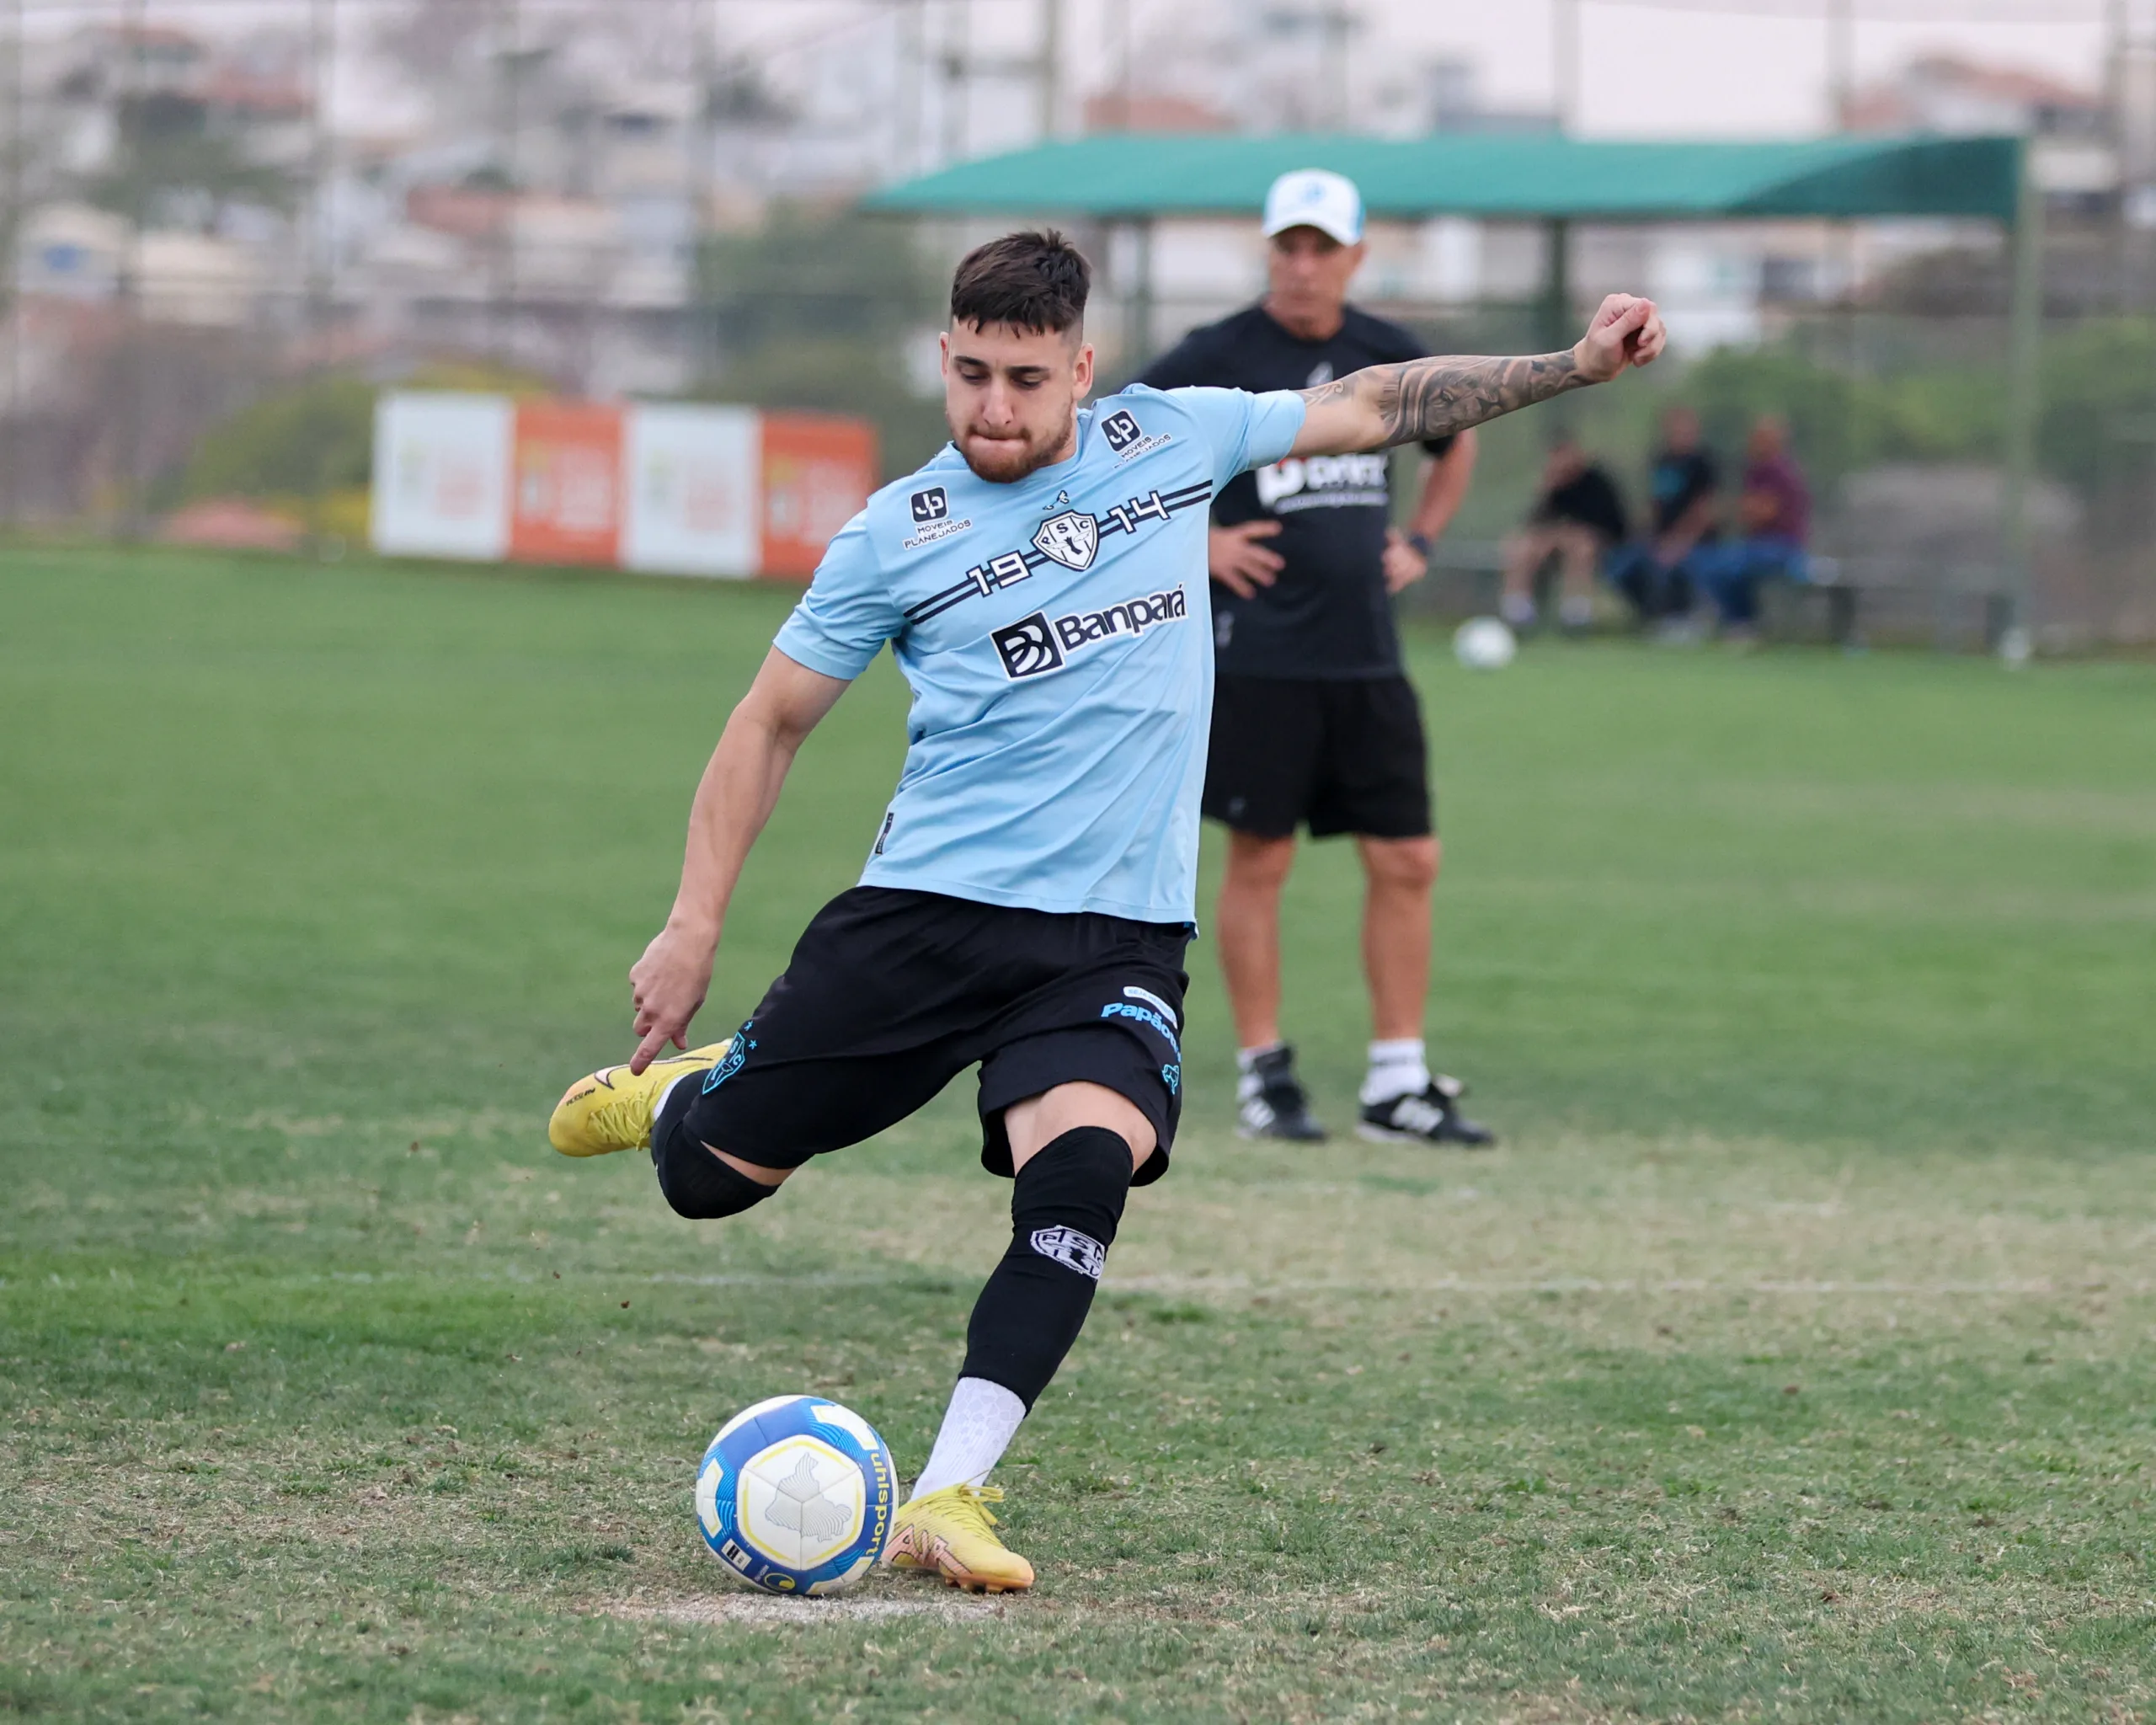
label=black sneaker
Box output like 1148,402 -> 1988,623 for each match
1235,1044 -> 1328,1141
1357,1075 -> 1496,1147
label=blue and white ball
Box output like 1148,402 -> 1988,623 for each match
694,1396 -> 894,1595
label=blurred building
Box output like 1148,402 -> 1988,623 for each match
1844,53 -> 2116,211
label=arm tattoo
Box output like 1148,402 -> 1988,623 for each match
1302,350 -> 1588,447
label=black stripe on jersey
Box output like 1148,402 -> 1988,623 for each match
899,482 -> 1214,628
1098,483 -> 1213,540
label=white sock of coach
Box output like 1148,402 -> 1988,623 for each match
910,1376 -> 1027,1500
1360,1038 -> 1432,1107
1235,1041 -> 1285,1101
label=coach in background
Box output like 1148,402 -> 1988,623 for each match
1138,168 -> 1492,1148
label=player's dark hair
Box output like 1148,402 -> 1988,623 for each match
949,229 -> 1091,336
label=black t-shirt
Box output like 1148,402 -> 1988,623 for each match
1649,446 -> 1720,538
1535,465 -> 1628,542
1138,302 -> 1452,680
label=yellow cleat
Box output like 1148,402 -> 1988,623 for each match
547,1043 -> 732,1157
885,1485 -> 1034,1594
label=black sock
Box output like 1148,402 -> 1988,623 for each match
959,1125 -> 1133,1411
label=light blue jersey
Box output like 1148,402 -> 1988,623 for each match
774,384 -> 1307,925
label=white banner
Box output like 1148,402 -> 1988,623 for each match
620,402 -> 760,579
370,393 -> 515,562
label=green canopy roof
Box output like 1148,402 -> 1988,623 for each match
865,132 -> 2023,225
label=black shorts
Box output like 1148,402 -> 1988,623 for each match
1202,673 -> 1433,840
673,888 -> 1189,1187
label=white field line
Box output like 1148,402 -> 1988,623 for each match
43,1268 -> 2121,1299
600,1591 -> 1009,1627
638,1269 -> 2145,1299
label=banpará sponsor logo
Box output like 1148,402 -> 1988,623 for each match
1254,452 -> 1390,511
1122,984 -> 1178,1027
1101,999 -> 1181,1055
990,585 -> 1188,680
989,612 -> 1063,678
1053,585 -> 1187,653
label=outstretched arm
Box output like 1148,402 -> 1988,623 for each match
627,648 -> 851,1071
1293,294 -> 1667,458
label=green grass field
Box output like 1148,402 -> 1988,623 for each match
3,544 -> 2152,1724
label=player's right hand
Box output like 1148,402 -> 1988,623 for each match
628,924 -> 717,1073
1209,520 -> 1284,598
1574,293 -> 1667,382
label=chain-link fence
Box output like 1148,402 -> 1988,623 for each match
3,3 -> 2152,645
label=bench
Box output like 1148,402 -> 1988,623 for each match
1410,541 -> 2015,653
1764,556 -> 2017,653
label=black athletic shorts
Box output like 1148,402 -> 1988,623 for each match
671,887 -> 1189,1186
1202,673 -> 1433,841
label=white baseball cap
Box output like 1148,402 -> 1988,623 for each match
1262,168 -> 1364,246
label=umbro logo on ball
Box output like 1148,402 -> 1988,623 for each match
1030,1225 -> 1107,1279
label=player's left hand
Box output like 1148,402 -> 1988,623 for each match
1574,294 -> 1667,383
1382,529 -> 1428,595
628,922 -> 716,1074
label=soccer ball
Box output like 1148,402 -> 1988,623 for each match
1453,617 -> 1518,670
695,1396 -> 895,1595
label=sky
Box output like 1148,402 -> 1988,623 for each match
57,0 -> 2125,143
709,0 -> 2117,140
1392,0 -> 2113,136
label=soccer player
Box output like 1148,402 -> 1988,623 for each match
547,231 -> 1664,1593
1137,169 -> 1491,1147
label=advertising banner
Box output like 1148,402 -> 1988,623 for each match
370,393 -> 876,580
620,402 -> 760,579
759,412 -> 882,579
370,393 -> 515,562
510,400 -> 625,567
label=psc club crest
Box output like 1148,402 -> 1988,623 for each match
1032,510 -> 1100,572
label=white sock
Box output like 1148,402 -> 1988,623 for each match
654,1072 -> 692,1130
910,1377 -> 1026,1500
1501,592 -> 1537,627
1360,1038 -> 1431,1107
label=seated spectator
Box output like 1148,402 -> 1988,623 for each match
1501,434 -> 1629,633
1692,415 -> 1811,638
1607,404 -> 1721,630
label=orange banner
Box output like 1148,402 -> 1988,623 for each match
510,400 -> 624,566
758,412 -> 880,579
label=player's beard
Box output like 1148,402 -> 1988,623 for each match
952,413 -> 1077,484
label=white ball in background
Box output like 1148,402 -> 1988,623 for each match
1453,617 -> 1518,671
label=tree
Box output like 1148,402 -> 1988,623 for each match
168,373 -> 374,509
696,206 -> 949,477
84,92 -> 296,231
